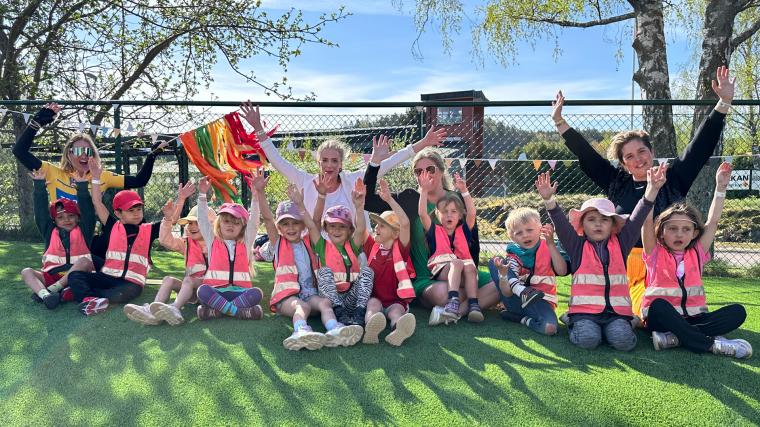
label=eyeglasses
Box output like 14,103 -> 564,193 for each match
413,165 -> 437,176
69,147 -> 94,157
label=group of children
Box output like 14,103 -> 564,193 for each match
23,145 -> 752,359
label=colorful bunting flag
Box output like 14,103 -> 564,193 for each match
518,153 -> 527,161
724,155 -> 733,164
548,160 -> 557,170
458,158 -> 466,169
532,160 -> 542,170
563,160 -> 573,167
488,159 -> 497,170
23,113 -> 30,123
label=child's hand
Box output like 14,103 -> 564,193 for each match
240,101 -> 264,132
287,184 -> 305,207
715,161 -> 732,191
492,256 -> 509,276
370,135 -> 393,164
418,171 -> 436,193
647,164 -> 668,190
178,180 -> 196,199
541,223 -> 556,246
313,173 -> 335,196
378,179 -> 393,202
352,178 -> 366,207
535,171 -> 557,200
420,126 -> 447,149
88,158 -> 103,180
250,168 -> 269,193
198,176 -> 211,195
29,168 -> 47,182
454,173 -> 468,193
162,199 -> 176,218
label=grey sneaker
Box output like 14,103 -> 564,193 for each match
442,297 -> 461,323
124,303 -> 160,325
325,324 -> 363,347
652,331 -> 680,350
149,302 -> 185,326
712,337 -> 753,359
385,313 -> 416,347
520,286 -> 544,308
283,327 -> 326,351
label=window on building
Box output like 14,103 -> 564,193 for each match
437,107 -> 462,125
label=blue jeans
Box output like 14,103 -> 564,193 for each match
488,258 -> 558,335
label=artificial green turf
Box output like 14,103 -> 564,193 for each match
1,240 -> 758,426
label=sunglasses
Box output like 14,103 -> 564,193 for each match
69,147 -> 94,157
413,165 -> 437,176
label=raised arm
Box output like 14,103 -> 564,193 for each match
619,165 -> 665,250
379,179 -> 410,246
197,177 -> 214,248
375,127 -> 448,177
158,199 -> 186,253
454,173 -> 476,229
88,158 -> 110,224
123,140 -> 168,189
417,176 -> 435,232
700,162 -> 730,251
537,171 -> 582,256
288,184 -> 321,244
542,223 -> 568,276
12,103 -> 60,171
31,169 -> 52,236
363,148 -> 394,214
74,178 -> 96,244
170,181 -> 196,224
311,173 -> 333,229
352,179 -> 367,247
241,102 -> 310,184
245,187 -> 261,251
250,169 -> 279,241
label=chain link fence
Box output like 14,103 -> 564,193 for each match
1,100 -> 759,273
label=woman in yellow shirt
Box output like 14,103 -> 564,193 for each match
13,103 -> 168,202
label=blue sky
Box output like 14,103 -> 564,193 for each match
201,1 -> 693,114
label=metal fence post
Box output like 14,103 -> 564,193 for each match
114,104 -> 122,174
416,106 -> 425,141
177,143 -> 190,217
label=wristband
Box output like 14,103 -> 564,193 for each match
368,161 -> 380,167
317,193 -> 326,199
554,119 -> 567,127
28,119 -> 41,130
717,100 -> 732,110
91,179 -> 101,185
460,191 -> 470,197
256,131 -> 268,140
714,191 -> 726,199
543,197 -> 556,204
198,193 -> 207,199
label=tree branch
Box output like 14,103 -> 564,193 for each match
731,18 -> 760,47
523,11 -> 635,28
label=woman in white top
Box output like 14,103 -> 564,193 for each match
240,102 -> 447,223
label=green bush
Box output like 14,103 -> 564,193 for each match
703,258 -> 742,278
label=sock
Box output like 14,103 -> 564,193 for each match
47,280 -> 65,293
325,319 -> 339,331
521,317 -> 530,326
448,291 -> 459,300
293,319 -> 308,331
231,288 -> 262,308
468,298 -> 479,306
510,283 -> 526,296
37,288 -> 51,299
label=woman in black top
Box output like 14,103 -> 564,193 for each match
550,66 -> 736,317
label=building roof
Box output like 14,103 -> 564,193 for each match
420,90 -> 489,102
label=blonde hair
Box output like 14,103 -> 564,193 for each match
413,147 -> 452,190
607,130 -> 652,163
60,133 -> 101,173
435,193 -> 465,220
654,202 -> 705,250
316,139 -> 349,162
505,207 -> 541,232
213,212 -> 247,242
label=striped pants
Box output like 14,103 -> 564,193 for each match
317,266 -> 374,311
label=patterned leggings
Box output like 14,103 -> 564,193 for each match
317,266 -> 374,310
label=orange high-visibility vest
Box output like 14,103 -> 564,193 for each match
368,239 -> 416,300
101,222 -> 152,286
527,240 -> 558,307
185,237 -> 208,278
269,237 -> 318,312
427,224 -> 474,272
641,245 -> 707,320
41,227 -> 92,273
568,235 -> 632,316
202,239 -> 252,288
322,239 -> 359,292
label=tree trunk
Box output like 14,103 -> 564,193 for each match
630,0 -> 677,158
687,0 -> 738,215
13,115 -> 37,237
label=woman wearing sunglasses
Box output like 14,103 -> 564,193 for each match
363,147 -> 501,323
13,102 -> 168,203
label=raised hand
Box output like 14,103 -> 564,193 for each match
715,161 -> 732,191
646,164 -> 668,191
162,199 -> 176,218
287,184 -> 305,207
492,256 -> 509,276
551,91 -> 565,122
541,223 -> 556,245
250,168 -> 269,193
240,101 -> 264,132
29,168 -> 47,181
313,172 -> 335,196
352,178 -> 366,207
178,180 -> 196,199
370,135 -> 393,164
88,157 -> 103,180
198,176 -> 211,195
378,179 -> 392,202
711,66 -> 735,103
421,126 -> 447,149
418,170 -> 436,193
453,173 -> 468,193
535,171 -> 557,201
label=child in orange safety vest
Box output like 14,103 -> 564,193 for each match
536,166 -> 665,351
193,176 -> 264,321
642,162 -> 751,359
23,168 -> 97,310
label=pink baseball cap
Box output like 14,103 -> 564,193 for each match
322,205 -> 353,228
113,190 -> 143,211
217,203 -> 249,220
275,201 -> 303,224
569,198 -> 628,235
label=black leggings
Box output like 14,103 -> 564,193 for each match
646,298 -> 746,353
68,271 -> 142,303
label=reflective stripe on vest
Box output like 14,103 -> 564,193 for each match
101,222 -> 153,286
527,240 -> 558,306
641,245 -> 708,319
185,237 -> 208,278
368,239 -> 416,300
568,235 -> 632,316
41,227 -> 92,272
270,237 -> 318,311
202,239 -> 252,288
427,224 -> 474,272
322,239 -> 359,293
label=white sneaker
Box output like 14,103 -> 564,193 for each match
283,328 -> 326,351
428,306 -> 446,326
324,324 -> 363,347
712,337 -> 753,359
124,303 -> 160,325
385,313 -> 416,347
652,331 -> 680,350
362,312 -> 386,344
149,301 -> 185,326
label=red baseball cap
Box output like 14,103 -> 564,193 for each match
113,190 -> 144,211
49,198 -> 80,219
